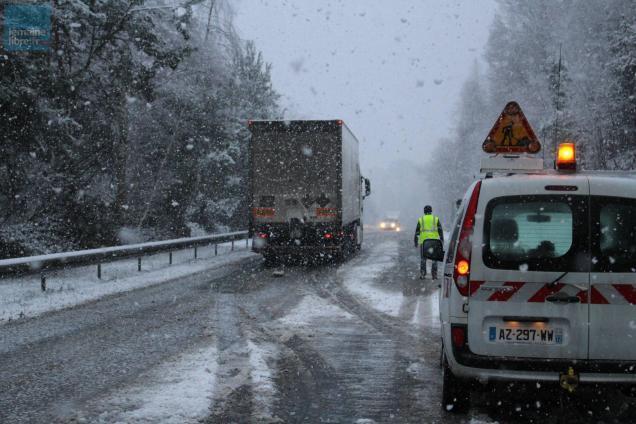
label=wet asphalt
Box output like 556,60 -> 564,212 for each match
1,231 -> 635,423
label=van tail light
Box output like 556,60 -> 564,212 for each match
453,181 -> 481,296
451,324 -> 467,350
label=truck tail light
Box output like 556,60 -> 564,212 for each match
317,208 -> 337,217
257,232 -> 268,239
253,208 -> 275,217
453,181 -> 481,297
324,233 -> 333,239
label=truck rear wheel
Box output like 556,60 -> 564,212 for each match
355,224 -> 363,250
441,355 -> 470,414
263,253 -> 280,268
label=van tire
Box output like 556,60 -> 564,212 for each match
441,355 -> 470,414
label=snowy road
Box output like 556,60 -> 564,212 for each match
1,232 -> 636,423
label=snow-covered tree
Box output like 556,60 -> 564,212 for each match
0,0 -> 280,257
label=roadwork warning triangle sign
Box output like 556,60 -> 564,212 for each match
483,101 -> 541,154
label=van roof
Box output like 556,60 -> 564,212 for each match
483,170 -> 636,181
479,171 -> 636,196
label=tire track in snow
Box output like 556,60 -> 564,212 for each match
71,344 -> 219,423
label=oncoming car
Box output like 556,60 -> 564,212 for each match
440,143 -> 636,413
379,218 -> 401,231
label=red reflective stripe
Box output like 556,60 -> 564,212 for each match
487,282 -> 524,302
590,287 -> 610,304
613,284 -> 636,305
469,280 -> 484,296
527,283 -> 564,303
575,287 -> 609,304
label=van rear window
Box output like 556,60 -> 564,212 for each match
483,195 -> 588,272
592,197 -> 636,273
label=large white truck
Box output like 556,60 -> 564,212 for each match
248,120 -> 371,265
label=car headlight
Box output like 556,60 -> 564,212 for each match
396,227 -> 401,232
380,222 -> 386,228
390,222 -> 396,228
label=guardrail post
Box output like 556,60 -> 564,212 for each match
41,274 -> 46,292
169,252 -> 172,265
138,257 -> 142,272
97,263 -> 102,279
194,246 -> 198,259
214,244 -> 218,256
231,240 -> 234,251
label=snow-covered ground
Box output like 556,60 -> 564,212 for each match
0,242 -> 256,324
338,239 -> 441,330
75,343 -> 219,423
339,239 -> 403,316
411,289 -> 440,329
278,292 -> 354,329
247,339 -> 279,421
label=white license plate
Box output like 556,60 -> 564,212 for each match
488,325 -> 563,345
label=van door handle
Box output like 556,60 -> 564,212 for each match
546,292 -> 581,304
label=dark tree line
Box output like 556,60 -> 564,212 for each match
0,0 -> 280,258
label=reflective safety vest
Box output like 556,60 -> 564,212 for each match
418,214 -> 440,245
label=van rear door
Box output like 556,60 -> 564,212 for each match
588,177 -> 636,360
467,177 -> 590,360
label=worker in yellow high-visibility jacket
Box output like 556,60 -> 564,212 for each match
414,205 -> 444,280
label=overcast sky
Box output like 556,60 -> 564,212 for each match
233,1 -> 497,224
234,0 -> 496,173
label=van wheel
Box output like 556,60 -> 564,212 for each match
441,355 -> 470,414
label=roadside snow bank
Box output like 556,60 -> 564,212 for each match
339,240 -> 402,316
76,344 -> 219,423
412,289 -> 440,329
0,244 -> 255,324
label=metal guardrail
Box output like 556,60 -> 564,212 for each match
0,231 -> 250,290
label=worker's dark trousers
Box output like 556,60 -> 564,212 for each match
420,245 -> 438,277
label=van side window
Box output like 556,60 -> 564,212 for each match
592,196 -> 636,273
483,195 -> 588,272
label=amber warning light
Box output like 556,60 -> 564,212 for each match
556,142 -> 576,171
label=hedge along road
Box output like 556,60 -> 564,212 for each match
1,231 -> 635,423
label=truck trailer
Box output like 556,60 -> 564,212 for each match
248,120 -> 371,265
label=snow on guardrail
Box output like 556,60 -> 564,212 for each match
0,231 -> 249,274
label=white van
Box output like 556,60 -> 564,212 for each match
440,145 -> 636,412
